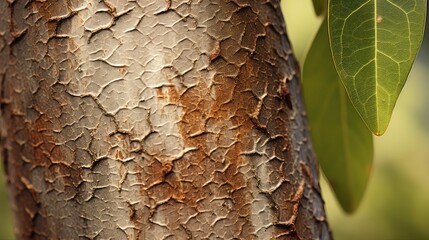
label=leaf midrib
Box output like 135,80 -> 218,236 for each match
374,0 -> 380,133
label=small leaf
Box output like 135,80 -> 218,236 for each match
312,0 -> 328,16
328,0 -> 426,135
303,19 -> 374,213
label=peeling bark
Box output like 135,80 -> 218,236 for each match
0,0 -> 331,239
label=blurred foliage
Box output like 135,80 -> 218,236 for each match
0,163 -> 13,240
323,60 -> 429,240
284,0 -> 429,239
0,1 -> 428,239
303,19 -> 373,213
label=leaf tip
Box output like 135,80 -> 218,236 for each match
361,115 -> 389,137
368,122 -> 388,136
373,131 -> 384,136
335,186 -> 369,214
334,191 -> 363,214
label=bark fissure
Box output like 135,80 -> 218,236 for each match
0,0 -> 331,239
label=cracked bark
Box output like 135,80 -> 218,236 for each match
0,0 -> 331,239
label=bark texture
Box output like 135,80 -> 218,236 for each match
0,0 -> 331,239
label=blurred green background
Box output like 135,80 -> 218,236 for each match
282,1 -> 429,239
1,1 -> 429,239
0,163 -> 13,239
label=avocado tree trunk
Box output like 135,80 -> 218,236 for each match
0,0 -> 331,239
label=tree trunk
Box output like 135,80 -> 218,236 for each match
0,0 -> 331,239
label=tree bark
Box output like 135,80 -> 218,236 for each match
0,0 -> 331,239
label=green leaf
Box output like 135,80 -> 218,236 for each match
303,20 -> 374,213
312,0 -> 328,16
328,0 -> 426,135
